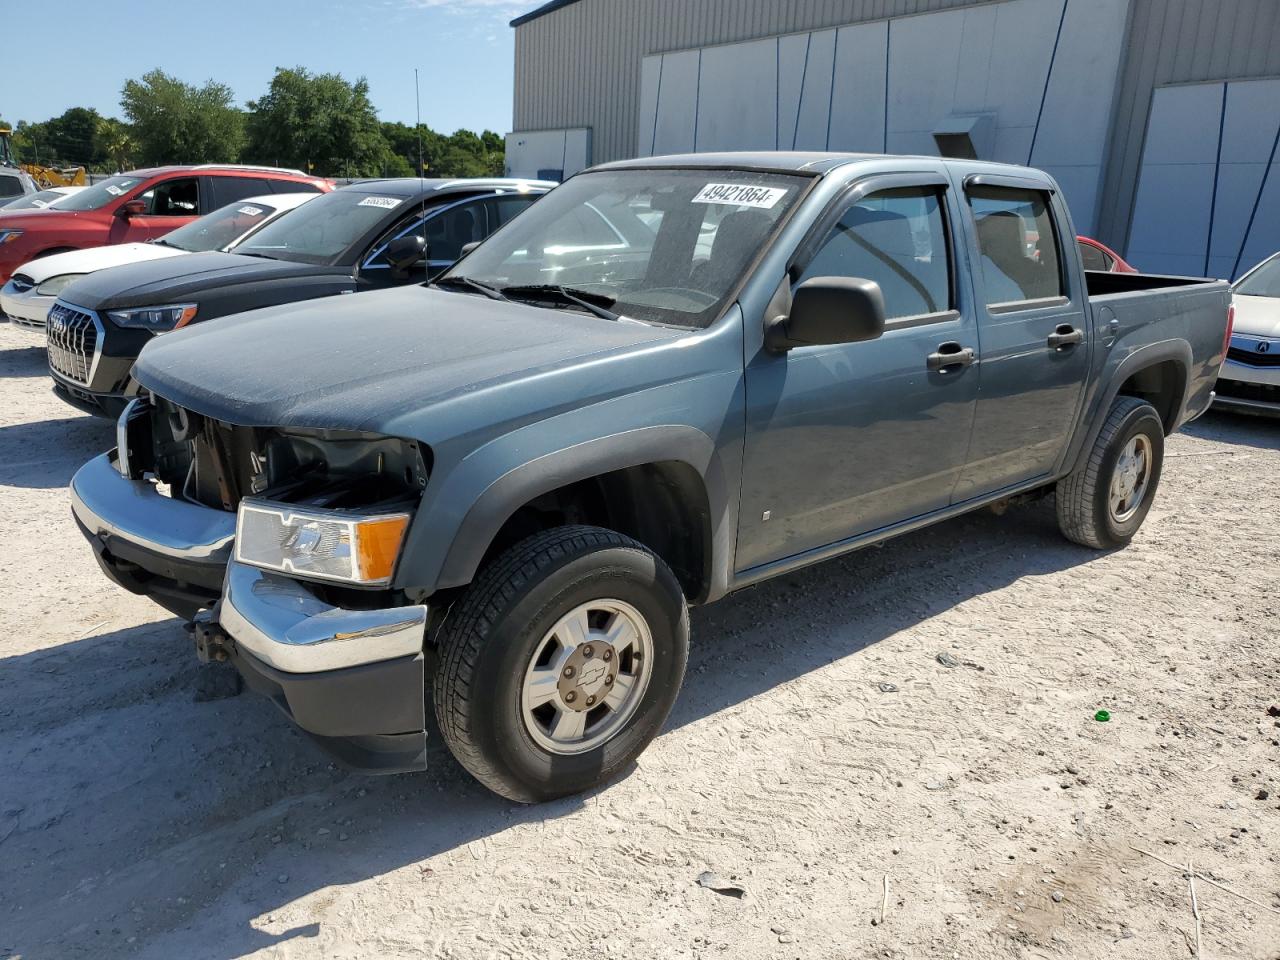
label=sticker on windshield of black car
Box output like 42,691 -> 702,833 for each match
237,206 -> 264,216
358,196 -> 403,209
692,184 -> 789,209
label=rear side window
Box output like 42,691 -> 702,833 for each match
487,194 -> 540,226
268,178 -> 324,195
0,176 -> 23,199
799,186 -> 951,320
208,176 -> 273,208
1077,239 -> 1112,272
967,185 -> 1064,306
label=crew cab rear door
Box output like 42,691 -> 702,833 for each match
736,172 -> 980,572
949,174 -> 1090,500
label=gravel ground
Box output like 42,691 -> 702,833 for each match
1,320 -> 1277,960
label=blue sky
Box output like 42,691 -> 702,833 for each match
6,0 -> 528,134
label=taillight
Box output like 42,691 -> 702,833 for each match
1223,303 -> 1235,356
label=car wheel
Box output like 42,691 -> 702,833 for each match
432,525 -> 689,802
1056,396 -> 1164,549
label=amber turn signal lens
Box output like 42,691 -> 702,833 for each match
354,515 -> 411,584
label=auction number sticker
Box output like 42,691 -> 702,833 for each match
693,183 -> 789,209
105,184 -> 125,196
358,196 -> 403,209
237,205 -> 264,216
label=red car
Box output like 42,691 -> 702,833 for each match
1077,235 -> 1137,273
0,165 -> 332,285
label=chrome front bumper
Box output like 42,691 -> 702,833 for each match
71,452 -> 428,673
71,451 -> 236,563
220,561 -> 428,673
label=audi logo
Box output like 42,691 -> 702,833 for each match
1259,341 -> 1272,354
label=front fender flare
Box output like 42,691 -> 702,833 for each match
427,424 -> 727,595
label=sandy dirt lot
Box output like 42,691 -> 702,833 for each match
0,320 -> 1277,960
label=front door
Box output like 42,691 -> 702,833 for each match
108,176 -> 202,243
950,181 -> 1090,501
737,178 -> 980,573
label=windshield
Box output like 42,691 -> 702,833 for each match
54,175 -> 143,212
158,200 -> 280,253
235,188 -> 409,264
446,168 -> 808,327
1235,255 -> 1280,298
3,190 -> 68,211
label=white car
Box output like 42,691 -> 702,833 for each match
1215,251 -> 1280,416
0,192 -> 317,330
0,186 -> 85,211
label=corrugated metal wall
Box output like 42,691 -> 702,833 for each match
513,0 -> 1280,252
513,0 -> 995,164
1098,0 -> 1280,251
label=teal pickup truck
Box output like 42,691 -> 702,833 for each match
71,152 -> 1231,801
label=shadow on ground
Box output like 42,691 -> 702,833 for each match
2,412 -> 1277,959
0,415 -> 114,489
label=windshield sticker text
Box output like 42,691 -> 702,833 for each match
692,184 -> 789,209
105,185 -> 125,196
237,206 -> 264,216
358,196 -> 403,209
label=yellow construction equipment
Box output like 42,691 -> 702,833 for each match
0,125 -> 86,187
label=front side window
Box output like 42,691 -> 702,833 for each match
142,177 -> 200,216
448,169 -> 807,327
49,175 -> 143,211
968,185 -> 1064,306
799,186 -> 951,320
1234,254 -> 1280,298
157,200 -> 279,253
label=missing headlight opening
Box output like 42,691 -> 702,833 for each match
140,395 -> 430,515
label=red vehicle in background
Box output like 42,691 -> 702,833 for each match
0,165 -> 332,285
1077,235 -> 1137,273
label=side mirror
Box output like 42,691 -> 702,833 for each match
117,199 -> 147,218
766,277 -> 887,352
459,240 -> 482,258
385,234 -> 427,277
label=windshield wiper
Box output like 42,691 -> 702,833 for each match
433,275 -> 508,302
500,284 -> 620,321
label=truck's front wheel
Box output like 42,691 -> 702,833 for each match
1056,396 -> 1165,549
432,525 -> 689,802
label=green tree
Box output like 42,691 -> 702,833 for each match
121,69 -> 246,165
43,107 -> 105,166
94,117 -> 137,172
380,121 -> 505,179
247,68 -> 391,177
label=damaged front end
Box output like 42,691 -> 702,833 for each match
71,394 -> 435,773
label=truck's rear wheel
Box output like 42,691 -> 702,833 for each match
1056,396 -> 1164,549
432,525 -> 689,802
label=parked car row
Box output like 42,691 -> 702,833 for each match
55,151 -> 1233,801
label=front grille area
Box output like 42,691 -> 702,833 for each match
1216,377 -> 1280,406
1227,345 -> 1280,367
46,302 -> 99,385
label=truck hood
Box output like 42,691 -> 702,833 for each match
14,242 -> 186,284
1231,294 -> 1280,338
60,251 -> 346,311
134,284 -> 687,434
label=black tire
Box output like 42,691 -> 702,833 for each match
1056,396 -> 1164,549
432,525 -> 689,802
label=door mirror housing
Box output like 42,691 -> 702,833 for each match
459,240 -> 482,258
385,234 -> 427,277
117,199 -> 147,219
766,276 -> 887,351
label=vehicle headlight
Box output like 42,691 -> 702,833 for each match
35,273 -> 84,297
0,229 -> 24,246
105,303 -> 197,333
235,500 -> 411,586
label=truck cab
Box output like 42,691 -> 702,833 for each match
69,153 -> 1231,802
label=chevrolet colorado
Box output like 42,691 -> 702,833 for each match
70,153 -> 1232,801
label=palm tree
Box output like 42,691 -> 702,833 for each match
95,117 -> 136,173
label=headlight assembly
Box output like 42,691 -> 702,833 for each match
235,500 -> 411,587
35,274 -> 84,297
106,303 -> 197,333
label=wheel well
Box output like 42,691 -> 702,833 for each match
1116,360 -> 1186,434
478,462 -> 713,603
